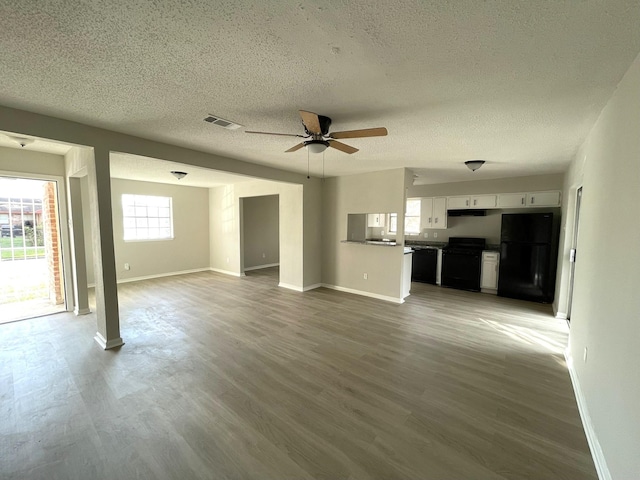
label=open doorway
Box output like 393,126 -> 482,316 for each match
240,195 -> 280,284
566,186 -> 582,322
0,176 -> 66,323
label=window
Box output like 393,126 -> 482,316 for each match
122,194 -> 173,241
405,199 -> 421,234
388,213 -> 398,234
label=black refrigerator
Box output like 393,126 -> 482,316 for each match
498,213 -> 556,303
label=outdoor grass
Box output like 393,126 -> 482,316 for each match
0,237 -> 45,260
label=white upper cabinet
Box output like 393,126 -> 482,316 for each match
471,195 -> 497,208
422,197 -> 447,229
447,196 -> 471,209
497,193 -> 527,208
432,197 -> 447,228
526,191 -> 561,207
367,213 -> 385,227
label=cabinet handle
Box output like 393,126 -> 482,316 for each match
521,197 -> 524,205
435,218 -> 438,224
466,199 -> 469,206
428,217 -> 432,224
531,196 -> 535,204
473,199 -> 477,206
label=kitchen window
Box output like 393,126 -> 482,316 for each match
405,199 -> 421,234
122,194 -> 173,241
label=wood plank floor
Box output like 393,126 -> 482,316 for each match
0,268 -> 596,479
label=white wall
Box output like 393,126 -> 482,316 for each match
242,195 -> 279,269
560,53 -> 640,479
322,168 -> 407,302
110,178 -> 210,281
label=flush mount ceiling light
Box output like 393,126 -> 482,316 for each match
304,140 -> 329,154
171,171 -> 187,180
465,160 -> 485,172
8,136 -> 35,148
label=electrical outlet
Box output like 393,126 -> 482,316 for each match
262,253 -> 266,258
583,347 -> 588,363
433,232 -> 438,238
226,257 -> 230,263
124,263 -> 130,271
363,273 -> 368,280
423,232 -> 428,238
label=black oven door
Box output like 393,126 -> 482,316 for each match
441,251 -> 482,292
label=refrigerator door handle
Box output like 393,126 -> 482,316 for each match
570,248 -> 577,263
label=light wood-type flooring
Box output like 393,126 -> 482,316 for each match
0,268 -> 596,479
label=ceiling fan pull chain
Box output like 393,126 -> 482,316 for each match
307,148 -> 310,179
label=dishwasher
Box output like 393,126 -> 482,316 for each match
411,247 -> 438,284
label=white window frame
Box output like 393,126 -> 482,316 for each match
122,194 -> 174,242
405,199 -> 421,235
388,213 -> 398,234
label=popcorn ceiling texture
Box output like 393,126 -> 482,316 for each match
0,0 -> 639,182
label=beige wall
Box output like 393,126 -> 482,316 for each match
209,179 -> 305,290
408,173 -> 564,197
0,146 -> 65,177
322,168 -> 407,301
110,178 -> 210,281
242,195 -> 279,269
559,53 -> 640,478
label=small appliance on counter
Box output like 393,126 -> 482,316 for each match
441,237 -> 486,291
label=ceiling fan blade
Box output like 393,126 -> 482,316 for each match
299,110 -> 322,134
285,143 -> 305,153
245,130 -> 305,138
329,140 -> 358,154
329,127 -> 388,139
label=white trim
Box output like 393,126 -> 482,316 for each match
74,307 -> 91,315
117,268 -> 210,284
555,311 -> 568,320
210,267 -> 242,277
244,263 -> 279,271
564,349 -> 611,480
303,283 -> 323,292
94,332 -> 124,350
278,282 -> 304,292
321,284 -> 404,304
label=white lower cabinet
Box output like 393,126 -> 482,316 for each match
481,251 -> 500,293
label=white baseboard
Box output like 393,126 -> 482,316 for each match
303,283 -> 323,292
208,267 -> 243,277
321,283 -> 403,304
564,349 -> 611,480
278,282 -> 304,292
244,263 -> 279,272
94,332 -> 124,350
117,267 -> 211,284
75,307 -> 91,315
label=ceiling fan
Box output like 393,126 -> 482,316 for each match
246,110 -> 388,154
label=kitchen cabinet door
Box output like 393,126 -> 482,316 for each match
481,251 -> 499,291
422,197 -> 434,228
432,197 -> 447,229
526,191 -> 561,207
367,214 -> 385,227
447,196 -> 470,209
471,195 -> 497,208
497,193 -> 527,208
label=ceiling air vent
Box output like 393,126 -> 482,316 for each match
203,114 -> 242,130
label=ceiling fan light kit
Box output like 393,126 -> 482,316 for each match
246,110 -> 387,155
465,160 -> 485,172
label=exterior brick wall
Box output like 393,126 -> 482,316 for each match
43,182 -> 63,305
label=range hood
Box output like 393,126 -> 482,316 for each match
447,209 -> 487,217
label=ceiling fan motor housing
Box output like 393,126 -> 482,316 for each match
303,115 -> 331,136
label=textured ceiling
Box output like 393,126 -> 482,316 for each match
1,1 -> 639,184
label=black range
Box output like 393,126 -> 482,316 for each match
441,237 -> 486,292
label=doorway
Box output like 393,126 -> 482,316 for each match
566,186 -> 582,321
240,195 -> 280,284
0,176 -> 66,323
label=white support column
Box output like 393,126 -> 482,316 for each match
90,148 -> 123,349
67,176 -> 90,315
